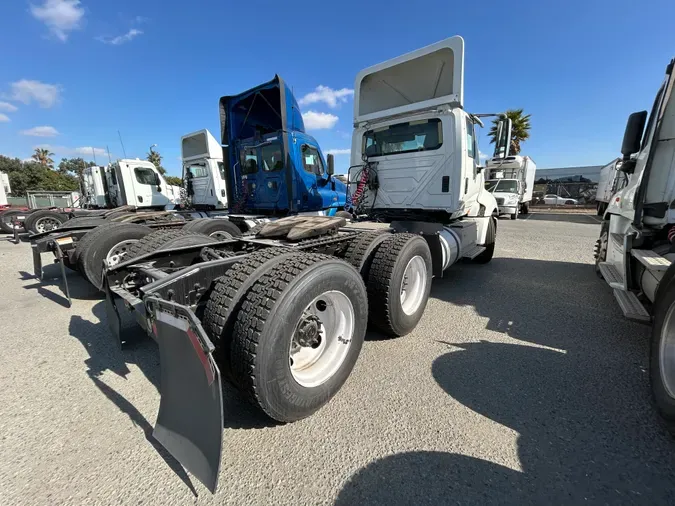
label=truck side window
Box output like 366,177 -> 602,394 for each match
301,145 -> 324,175
466,117 -> 475,159
135,167 -> 159,185
186,164 -> 209,177
240,148 -> 257,174
261,143 -> 284,172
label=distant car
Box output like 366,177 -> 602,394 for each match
543,194 -> 578,205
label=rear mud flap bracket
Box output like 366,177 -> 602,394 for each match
146,296 -> 223,494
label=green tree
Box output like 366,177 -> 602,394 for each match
164,175 -> 182,186
31,148 -> 55,168
488,108 -> 532,156
146,148 -> 166,175
0,155 -> 79,196
58,157 -> 97,178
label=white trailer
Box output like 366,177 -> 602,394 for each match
181,129 -> 228,210
594,57 -> 675,431
595,158 -> 624,215
484,155 -> 536,219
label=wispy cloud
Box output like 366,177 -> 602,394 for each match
97,28 -> 143,45
299,86 -> 354,108
31,144 -> 109,161
0,102 -> 18,113
302,111 -> 339,130
8,80 -> 62,108
326,148 -> 351,155
74,146 -> 107,158
0,114 -> 9,123
30,0 -> 84,42
20,125 -> 60,137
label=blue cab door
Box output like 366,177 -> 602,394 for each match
292,134 -> 339,213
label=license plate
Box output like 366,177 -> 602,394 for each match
55,237 -> 73,245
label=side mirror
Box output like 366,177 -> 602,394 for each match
493,116 -> 512,159
621,110 -> 647,158
157,185 -> 162,192
327,154 -> 335,176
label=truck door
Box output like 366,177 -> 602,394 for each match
296,141 -> 337,212
237,139 -> 287,213
184,162 -> 213,206
130,164 -> 171,207
463,116 -> 481,209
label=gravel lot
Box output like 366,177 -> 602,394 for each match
2,213 -> 675,505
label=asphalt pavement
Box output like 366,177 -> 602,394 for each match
1,212 -> 675,505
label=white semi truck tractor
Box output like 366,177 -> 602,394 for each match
484,155 -> 536,219
594,57 -> 675,430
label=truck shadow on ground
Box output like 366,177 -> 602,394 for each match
67,301 -> 277,494
336,258 -> 675,505
19,264 -> 102,308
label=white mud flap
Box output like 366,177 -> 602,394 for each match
146,297 -> 224,493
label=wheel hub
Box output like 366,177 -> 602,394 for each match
36,217 -> 60,233
295,314 -> 322,348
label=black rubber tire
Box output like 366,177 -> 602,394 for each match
0,210 -> 25,234
651,277 -> 675,434
510,207 -> 518,220
203,247 -> 297,385
366,233 -> 433,337
182,218 -> 242,238
25,210 -> 68,233
594,221 -> 609,278
341,229 -> 391,279
231,253 -> 368,422
126,229 -> 216,259
78,223 -> 153,289
104,210 -> 134,220
565,200 -> 575,205
335,210 -> 353,220
473,217 -> 497,264
521,202 -> 529,215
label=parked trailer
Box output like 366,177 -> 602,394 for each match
101,36 -> 513,492
594,57 -> 675,430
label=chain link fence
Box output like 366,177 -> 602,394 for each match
531,182 -> 598,209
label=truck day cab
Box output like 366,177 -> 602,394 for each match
594,57 -> 675,429
484,155 -> 536,219
102,36 -> 513,492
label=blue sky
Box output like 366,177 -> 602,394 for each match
0,0 -> 674,176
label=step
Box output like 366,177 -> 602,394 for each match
462,245 -> 486,259
631,249 -> 672,272
613,289 -> 651,322
598,262 -> 625,290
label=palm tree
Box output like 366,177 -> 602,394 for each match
32,147 -> 55,167
488,109 -> 531,156
146,148 -> 166,175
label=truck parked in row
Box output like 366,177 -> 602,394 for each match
0,171 -> 8,208
594,57 -> 675,431
102,36 -> 512,492
595,157 -> 626,215
484,155 -> 536,219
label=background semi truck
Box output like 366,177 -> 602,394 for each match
484,155 -> 536,219
594,57 -> 675,430
595,157 -> 625,215
102,36 -> 513,492
0,171 -> 8,208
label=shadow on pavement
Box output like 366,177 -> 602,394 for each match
67,301 -> 276,493
19,264 -> 102,308
336,257 -> 675,505
526,212 -> 601,224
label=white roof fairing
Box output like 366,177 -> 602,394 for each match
354,36 -> 465,124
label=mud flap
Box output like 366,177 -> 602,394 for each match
104,278 -> 123,348
146,296 -> 224,493
32,245 -> 43,279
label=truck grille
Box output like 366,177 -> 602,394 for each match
496,198 -> 505,205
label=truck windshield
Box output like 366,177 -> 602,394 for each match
485,179 -> 518,193
363,118 -> 442,157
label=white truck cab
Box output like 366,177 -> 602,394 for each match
106,159 -> 180,209
349,36 -> 509,256
81,166 -> 108,208
181,129 -> 228,210
0,171 -> 9,207
485,155 -> 536,219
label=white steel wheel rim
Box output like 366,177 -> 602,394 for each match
290,290 -> 355,388
105,239 -> 139,267
400,255 -> 427,315
209,231 -> 232,240
660,303 -> 675,399
35,217 -> 61,233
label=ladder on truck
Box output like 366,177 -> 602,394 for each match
597,234 -> 672,322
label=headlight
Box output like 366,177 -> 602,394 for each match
507,195 -> 519,204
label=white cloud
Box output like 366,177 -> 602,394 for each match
479,151 -> 491,162
20,125 -> 60,137
0,102 -> 17,112
97,28 -> 143,45
74,147 -> 107,158
0,114 -> 9,123
9,80 -> 61,108
326,148 -> 351,155
302,111 -> 339,130
298,86 -> 354,108
30,0 -> 84,42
